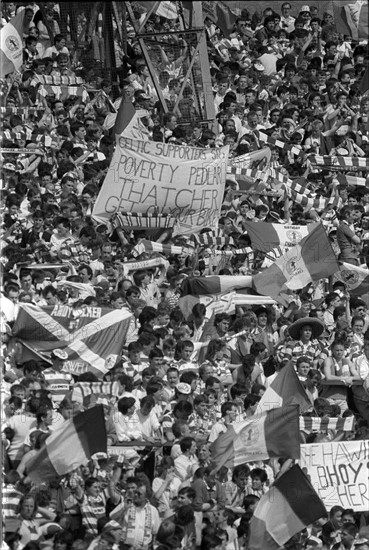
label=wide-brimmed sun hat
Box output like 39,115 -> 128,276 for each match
288,317 -> 325,340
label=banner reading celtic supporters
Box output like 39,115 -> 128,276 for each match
92,138 -> 229,235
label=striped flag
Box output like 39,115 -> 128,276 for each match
181,275 -> 253,296
243,222 -> 319,254
26,406 -> 107,483
300,416 -> 355,434
253,224 -> 339,306
132,239 -> 184,258
249,465 -> 326,550
257,363 -> 312,415
12,304 -> 132,378
0,12 -> 24,76
211,405 -> 300,470
334,262 -> 369,304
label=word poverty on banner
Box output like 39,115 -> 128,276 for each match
300,441 -> 369,511
92,138 -> 229,234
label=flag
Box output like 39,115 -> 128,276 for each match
334,262 -> 369,306
136,1 -> 178,19
243,222 -> 319,254
253,224 -> 339,306
104,95 -> 151,138
0,12 -> 24,76
12,304 -> 132,378
332,0 -> 368,40
211,405 -> 300,469
181,275 -> 253,296
26,406 -> 107,483
202,1 -> 237,37
249,464 -> 327,550
257,363 -> 312,415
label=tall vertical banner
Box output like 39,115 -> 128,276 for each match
92,138 -> 229,235
300,441 -> 369,511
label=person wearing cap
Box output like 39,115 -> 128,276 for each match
299,6 -> 312,30
42,349 -> 73,407
281,317 -> 326,367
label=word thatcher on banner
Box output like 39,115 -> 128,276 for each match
92,138 -> 229,234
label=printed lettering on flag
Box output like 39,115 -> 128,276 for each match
12,304 -> 132,377
300,440 -> 369,511
0,12 -> 24,76
244,222 -> 319,253
92,138 -> 229,234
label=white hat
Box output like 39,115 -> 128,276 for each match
51,349 -> 68,360
300,5 -> 310,12
177,383 -> 191,395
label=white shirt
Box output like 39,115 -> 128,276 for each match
174,453 -> 199,481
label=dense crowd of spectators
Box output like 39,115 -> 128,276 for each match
1,2 -> 369,550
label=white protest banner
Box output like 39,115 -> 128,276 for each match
92,138 -> 229,235
300,441 -> 369,511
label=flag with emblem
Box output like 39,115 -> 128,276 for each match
334,262 -> 369,305
253,224 -> 339,306
26,406 -> 107,483
0,12 -> 24,76
12,304 -> 132,378
210,405 -> 300,469
257,363 -> 312,415
243,222 -> 319,254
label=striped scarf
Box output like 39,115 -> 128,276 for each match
122,503 -> 153,550
1,106 -> 43,118
191,231 -> 235,247
31,75 -> 84,86
309,154 -> 369,171
259,131 -> 305,158
71,382 -> 121,405
112,212 -> 176,230
299,416 -> 354,433
131,239 -> 184,258
36,84 -> 89,104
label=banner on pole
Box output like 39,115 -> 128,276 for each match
92,138 -> 229,234
300,441 -> 369,511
